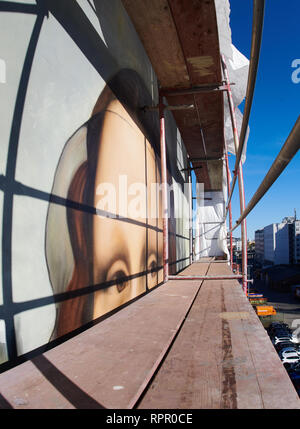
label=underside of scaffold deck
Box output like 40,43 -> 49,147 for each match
122,0 -> 225,192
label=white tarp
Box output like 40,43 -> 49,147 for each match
223,44 -> 250,164
216,0 -> 250,163
194,163 -> 229,259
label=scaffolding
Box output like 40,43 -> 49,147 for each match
1,0 -> 300,409
156,0 -> 299,295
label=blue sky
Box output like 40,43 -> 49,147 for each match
192,0 -> 300,241
228,0 -> 300,240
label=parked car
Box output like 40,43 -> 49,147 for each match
279,349 -> 300,367
289,361 -> 300,372
269,326 -> 292,334
270,328 -> 292,336
272,336 -> 293,345
290,372 -> 300,382
273,329 -> 300,345
291,285 -> 300,300
286,362 -> 300,387
269,324 -> 292,333
288,367 -> 300,390
281,357 -> 300,369
289,367 -> 300,377
279,347 -> 300,358
275,341 -> 296,352
272,332 -> 293,342
291,331 -> 300,345
268,324 -> 292,337
278,347 -> 300,359
269,322 -> 290,328
268,322 -> 290,330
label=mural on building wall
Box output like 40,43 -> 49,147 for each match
0,0 -> 189,366
46,69 -> 164,339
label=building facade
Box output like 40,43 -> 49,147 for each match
294,220 -> 300,264
255,228 -> 264,263
274,222 -> 290,265
255,217 -> 300,267
263,224 -> 277,265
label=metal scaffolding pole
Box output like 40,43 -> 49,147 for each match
221,55 -> 248,295
225,0 -> 265,214
188,167 -> 193,265
159,95 -> 169,283
225,151 -> 233,268
168,275 -> 243,281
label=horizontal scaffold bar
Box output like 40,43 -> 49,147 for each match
197,221 -> 225,224
194,260 -> 229,263
168,275 -> 243,280
181,166 -> 202,172
142,104 -> 194,112
160,83 -> 234,97
192,197 -> 212,200
189,157 -> 223,162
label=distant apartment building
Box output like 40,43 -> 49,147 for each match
294,220 -> 300,264
263,223 -> 277,265
254,229 -> 264,263
233,237 -> 242,252
255,216 -> 300,266
274,222 -> 291,265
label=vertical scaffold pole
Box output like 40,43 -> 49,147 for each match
188,167 -> 193,265
225,152 -> 233,268
221,55 -> 248,295
159,95 -> 169,282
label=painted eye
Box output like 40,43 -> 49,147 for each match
148,259 -> 157,278
113,270 -> 128,293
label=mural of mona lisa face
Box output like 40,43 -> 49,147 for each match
92,99 -> 163,319
46,72 -> 165,339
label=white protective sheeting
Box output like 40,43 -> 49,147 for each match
223,44 -> 250,164
194,165 -> 229,259
194,0 -> 249,260
216,0 -> 250,163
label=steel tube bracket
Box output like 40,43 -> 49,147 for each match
142,104 -> 194,112
160,83 -> 235,97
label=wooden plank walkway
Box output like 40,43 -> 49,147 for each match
139,262 -> 300,408
0,260 -> 299,409
0,278 -> 201,409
